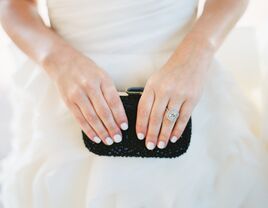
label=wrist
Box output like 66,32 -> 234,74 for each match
165,34 -> 215,69
180,32 -> 216,62
40,40 -> 76,80
185,32 -> 217,55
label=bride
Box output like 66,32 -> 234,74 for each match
0,0 -> 267,207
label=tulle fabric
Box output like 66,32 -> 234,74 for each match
1,0 -> 268,207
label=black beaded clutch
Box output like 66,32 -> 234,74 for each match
82,87 -> 192,158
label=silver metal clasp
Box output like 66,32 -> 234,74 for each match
118,87 -> 144,96
126,87 -> 144,96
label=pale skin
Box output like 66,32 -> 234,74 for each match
0,0 -> 249,149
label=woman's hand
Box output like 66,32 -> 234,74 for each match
43,45 -> 128,145
0,0 -> 127,146
135,37 -> 214,150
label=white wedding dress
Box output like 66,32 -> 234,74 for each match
1,0 -> 268,207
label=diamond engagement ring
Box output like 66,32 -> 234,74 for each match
165,107 -> 179,122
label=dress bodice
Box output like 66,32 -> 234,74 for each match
46,0 -> 199,55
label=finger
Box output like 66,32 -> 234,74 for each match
145,94 -> 169,150
157,98 -> 183,149
74,90 -> 114,145
136,87 -> 154,141
69,103 -> 101,144
85,86 -> 123,143
101,82 -> 129,131
170,100 -> 192,143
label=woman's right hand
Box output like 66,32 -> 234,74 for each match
42,45 -> 128,145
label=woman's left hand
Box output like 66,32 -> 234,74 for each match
135,38 -> 214,150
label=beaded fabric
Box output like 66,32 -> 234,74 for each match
82,87 -> 192,158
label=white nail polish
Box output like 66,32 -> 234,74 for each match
120,122 -> 128,130
93,136 -> 101,143
157,141 -> 166,149
170,136 -> 178,143
137,133 -> 145,140
146,142 -> 155,150
113,134 -> 122,143
105,137 -> 113,145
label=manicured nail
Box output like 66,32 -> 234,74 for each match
120,122 -> 128,130
113,134 -> 122,143
105,137 -> 113,145
137,133 -> 145,140
170,136 -> 178,143
157,141 -> 166,149
146,142 -> 155,150
93,136 -> 101,143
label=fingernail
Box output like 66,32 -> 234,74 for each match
120,122 -> 128,130
170,136 -> 178,143
137,133 -> 145,140
105,136 -> 113,145
93,136 -> 101,143
146,142 -> 155,150
113,134 -> 122,143
157,141 -> 166,149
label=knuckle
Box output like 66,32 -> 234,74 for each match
137,107 -> 148,118
146,77 -> 154,88
156,86 -> 164,95
159,132 -> 169,141
156,88 -> 166,98
98,129 -> 109,139
81,78 -> 89,88
94,124 -> 105,135
109,127 -> 119,136
108,96 -> 119,108
105,117 -> 117,130
150,114 -> 161,125
87,87 -> 98,97
85,111 -> 97,123
173,130 -> 181,138
68,88 -> 81,101
176,121 -> 185,132
100,108 -> 111,119
99,71 -> 110,81
79,118 -> 88,127
180,113 -> 189,123
147,129 -> 158,138
102,80 -> 114,90
147,132 -> 157,140
72,111 -> 84,123
173,124 -> 180,132
136,122 -> 145,131
176,90 -> 186,98
117,113 -> 127,124
160,84 -> 173,94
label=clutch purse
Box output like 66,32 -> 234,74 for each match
82,87 -> 192,158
